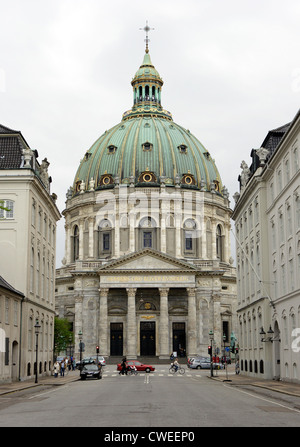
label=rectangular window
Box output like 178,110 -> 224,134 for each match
103,233 -> 110,251
185,231 -> 193,250
143,231 -> 152,248
5,338 -> 9,365
0,200 -> 14,219
14,301 -> 18,326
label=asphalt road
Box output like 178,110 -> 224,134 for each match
0,365 -> 299,428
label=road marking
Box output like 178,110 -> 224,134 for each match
224,384 -> 300,414
28,387 -> 62,399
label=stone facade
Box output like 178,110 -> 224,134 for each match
56,185 -> 237,360
0,124 -> 60,382
232,109 -> 300,383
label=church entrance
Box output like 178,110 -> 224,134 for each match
173,322 -> 186,357
110,323 -> 123,356
140,322 -> 156,356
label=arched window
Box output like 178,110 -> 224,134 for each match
72,225 -> 79,261
216,225 -> 223,260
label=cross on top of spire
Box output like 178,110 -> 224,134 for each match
139,20 -> 154,53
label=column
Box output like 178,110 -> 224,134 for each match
159,288 -> 169,358
187,287 -> 197,356
114,200 -> 120,258
160,195 -> 167,253
88,217 -> 94,258
126,288 -> 137,359
74,294 -> 83,358
211,218 -> 217,260
79,218 -> 84,260
201,218 -> 207,259
99,288 -> 109,357
65,224 -> 71,264
212,293 -> 222,351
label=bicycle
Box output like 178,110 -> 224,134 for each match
169,365 -> 185,375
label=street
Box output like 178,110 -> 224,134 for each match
0,365 -> 299,428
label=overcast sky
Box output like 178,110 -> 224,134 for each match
0,0 -> 299,267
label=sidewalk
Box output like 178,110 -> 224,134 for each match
210,365 -> 300,398
0,370 -> 79,396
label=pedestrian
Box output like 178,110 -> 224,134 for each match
235,360 -> 240,375
120,357 -> 127,375
65,357 -> 69,371
60,359 -> 65,377
54,361 -> 60,378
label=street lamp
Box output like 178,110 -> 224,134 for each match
78,330 -> 83,370
209,330 -> 214,377
34,319 -> 41,383
260,325 -> 280,343
223,333 -> 231,382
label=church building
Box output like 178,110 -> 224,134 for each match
55,34 -> 237,360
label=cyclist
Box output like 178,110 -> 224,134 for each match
172,357 -> 179,372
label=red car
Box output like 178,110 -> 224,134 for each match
117,360 -> 155,373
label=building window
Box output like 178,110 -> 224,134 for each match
142,142 -> 153,152
107,145 -> 117,154
185,232 -> 193,250
216,225 -> 223,260
277,169 -> 282,191
139,217 -> 156,250
72,225 -> 79,261
98,219 -> 112,257
103,233 -> 110,251
183,219 -> 197,255
30,247 -> 34,293
143,231 -> 152,248
0,200 -> 14,219
293,147 -> 299,173
178,144 -> 187,154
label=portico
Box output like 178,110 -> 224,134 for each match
97,249 -> 198,359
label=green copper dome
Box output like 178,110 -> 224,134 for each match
72,51 -> 223,195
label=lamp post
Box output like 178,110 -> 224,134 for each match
223,334 -> 231,382
78,330 -> 83,370
209,330 -> 214,377
34,319 -> 41,383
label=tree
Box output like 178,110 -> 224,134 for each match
54,317 -> 73,357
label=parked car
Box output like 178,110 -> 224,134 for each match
188,357 -> 210,369
80,364 -> 102,380
117,360 -> 155,373
91,355 -> 106,366
188,357 -> 220,369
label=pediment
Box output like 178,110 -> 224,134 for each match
99,249 -> 197,273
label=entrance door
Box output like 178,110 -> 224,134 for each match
12,341 -> 18,381
173,322 -> 186,356
110,323 -> 123,356
140,322 -> 156,356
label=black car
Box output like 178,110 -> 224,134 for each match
80,364 -> 102,380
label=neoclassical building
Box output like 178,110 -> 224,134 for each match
232,109 -> 300,382
55,43 -> 237,360
0,124 -> 60,381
